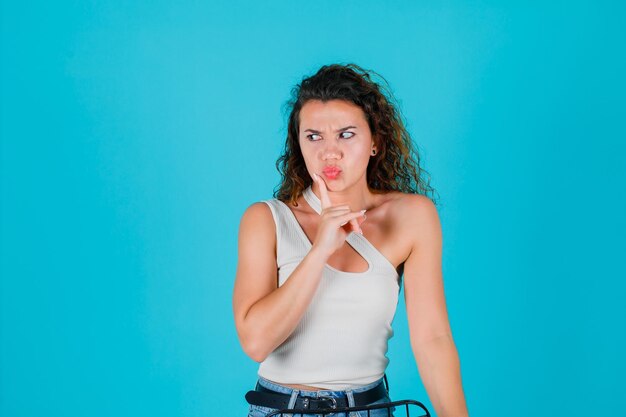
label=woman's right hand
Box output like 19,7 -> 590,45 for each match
311,173 -> 367,259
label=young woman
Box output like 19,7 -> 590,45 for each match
233,63 -> 469,417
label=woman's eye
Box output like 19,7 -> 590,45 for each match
340,131 -> 355,139
307,134 -> 322,141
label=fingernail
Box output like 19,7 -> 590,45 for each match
359,229 -> 364,235
361,209 -> 367,214
313,173 -> 318,180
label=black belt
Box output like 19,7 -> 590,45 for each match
245,376 -> 389,412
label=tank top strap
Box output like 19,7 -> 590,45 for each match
261,199 -> 310,267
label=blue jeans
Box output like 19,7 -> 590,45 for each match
247,376 -> 396,417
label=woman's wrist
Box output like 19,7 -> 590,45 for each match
307,245 -> 330,264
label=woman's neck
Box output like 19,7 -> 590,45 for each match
310,182 -> 376,211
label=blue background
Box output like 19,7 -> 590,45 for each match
2,1 -> 625,416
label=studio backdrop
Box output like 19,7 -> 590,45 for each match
1,1 -> 625,417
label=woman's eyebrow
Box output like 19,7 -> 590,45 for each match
303,126 -> 358,133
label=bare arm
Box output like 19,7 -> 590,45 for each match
232,193 -> 365,363
232,202 -> 327,362
402,195 -> 469,417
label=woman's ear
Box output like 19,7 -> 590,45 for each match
370,136 -> 378,156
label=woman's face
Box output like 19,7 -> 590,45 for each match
298,99 -> 376,191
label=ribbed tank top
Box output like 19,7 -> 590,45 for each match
257,185 -> 401,390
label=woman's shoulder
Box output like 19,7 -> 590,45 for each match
242,200 -> 273,215
379,190 -> 435,214
239,201 -> 276,231
381,191 -> 439,232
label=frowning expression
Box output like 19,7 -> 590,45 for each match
298,99 -> 376,189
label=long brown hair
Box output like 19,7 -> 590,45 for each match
274,63 -> 439,207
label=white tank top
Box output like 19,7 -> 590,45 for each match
257,185 -> 401,390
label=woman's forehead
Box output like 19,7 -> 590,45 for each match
300,99 -> 367,127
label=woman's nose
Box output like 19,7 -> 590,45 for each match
322,145 -> 342,160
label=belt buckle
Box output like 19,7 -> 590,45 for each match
316,395 -> 337,416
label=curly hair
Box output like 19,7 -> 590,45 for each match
274,63 -> 440,207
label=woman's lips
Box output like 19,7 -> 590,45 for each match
322,168 -> 341,179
